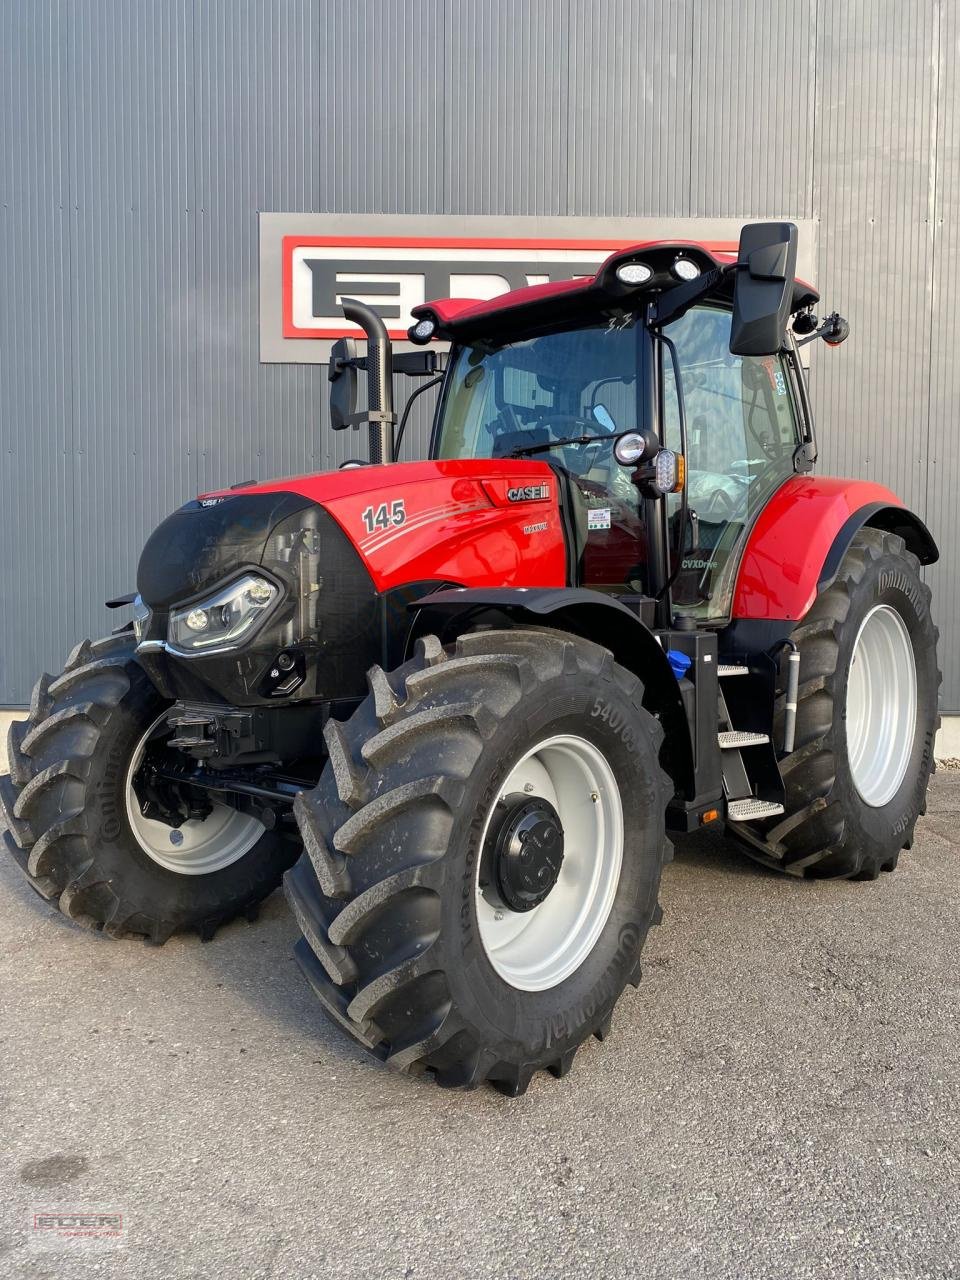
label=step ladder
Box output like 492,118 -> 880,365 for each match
727,797 -> 784,822
717,662 -> 784,823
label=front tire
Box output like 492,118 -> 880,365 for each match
286,629 -> 671,1094
745,528 -> 939,878
1,635 -> 299,942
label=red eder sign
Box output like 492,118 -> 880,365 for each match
260,214 -> 814,363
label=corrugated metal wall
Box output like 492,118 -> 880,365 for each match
1,0 -> 957,706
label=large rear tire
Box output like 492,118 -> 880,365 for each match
1,635 -> 299,942
286,629 -> 671,1094
745,528 -> 939,878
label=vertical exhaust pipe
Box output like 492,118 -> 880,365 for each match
341,298 -> 396,464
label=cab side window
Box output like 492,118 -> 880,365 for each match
663,305 -> 800,618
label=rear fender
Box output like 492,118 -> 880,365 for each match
408,587 -> 694,795
732,476 -> 938,622
818,504 -> 939,593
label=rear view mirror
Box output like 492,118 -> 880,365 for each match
329,337 -> 359,430
729,222 -> 798,357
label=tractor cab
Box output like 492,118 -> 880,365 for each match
429,294 -> 811,621
391,223 -> 822,628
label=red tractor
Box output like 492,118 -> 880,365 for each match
1,223 -> 939,1094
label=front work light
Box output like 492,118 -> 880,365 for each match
614,431 -> 652,465
168,573 -> 280,654
408,316 -> 437,344
671,257 -> 700,282
615,262 -> 654,286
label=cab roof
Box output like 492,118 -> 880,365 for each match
411,239 -> 819,345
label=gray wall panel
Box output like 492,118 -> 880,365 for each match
444,0 -> 566,214
1,1 -> 78,702
924,0 -> 957,710
191,0 -> 325,494
68,0 -> 198,633
564,0 -> 693,217
318,0 -> 445,215
810,0 -> 939,519
2,0 -> 960,707
689,0 -> 817,218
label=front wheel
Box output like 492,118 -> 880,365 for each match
1,635 -> 299,942
744,528 -> 940,878
285,629 -> 672,1094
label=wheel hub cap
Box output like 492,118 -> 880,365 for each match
125,714 -> 264,875
475,734 -> 624,992
846,604 -> 917,808
487,793 -> 565,912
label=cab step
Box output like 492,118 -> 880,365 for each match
717,664 -> 749,677
727,797 -> 785,822
718,730 -> 769,748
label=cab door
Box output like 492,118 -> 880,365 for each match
662,305 -> 803,618
434,320 -> 649,593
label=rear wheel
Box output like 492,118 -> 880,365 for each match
744,528 -> 939,878
1,635 -> 299,942
286,629 -> 671,1094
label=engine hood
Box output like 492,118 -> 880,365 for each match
198,458 -> 567,594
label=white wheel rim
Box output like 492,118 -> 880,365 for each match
476,734 -> 624,992
846,604 -> 917,808
124,715 -> 264,875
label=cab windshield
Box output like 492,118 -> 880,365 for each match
434,320 -> 640,476
434,319 -> 645,591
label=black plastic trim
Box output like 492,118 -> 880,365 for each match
819,504 -> 939,593
409,586 -> 696,800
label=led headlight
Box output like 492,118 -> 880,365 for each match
168,573 -> 279,653
615,261 -> 653,286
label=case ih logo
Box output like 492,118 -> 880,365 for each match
507,484 -> 551,502
282,235 -> 645,340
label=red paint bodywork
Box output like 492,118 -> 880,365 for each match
204,465 -> 906,626
732,475 -> 905,621
203,459 -> 567,594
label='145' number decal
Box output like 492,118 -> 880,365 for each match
361,500 -> 406,535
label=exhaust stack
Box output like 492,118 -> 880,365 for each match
341,298 -> 396,464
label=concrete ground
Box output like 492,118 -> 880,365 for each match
1,735 -> 958,1280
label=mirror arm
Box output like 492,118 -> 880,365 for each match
795,311 -> 850,348
395,374 -> 444,460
